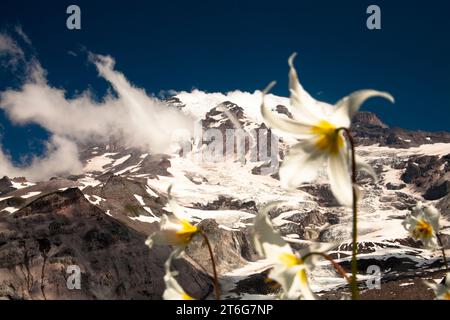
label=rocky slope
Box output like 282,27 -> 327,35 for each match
0,93 -> 449,300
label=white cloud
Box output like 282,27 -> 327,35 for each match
0,33 -> 194,181
176,88 -> 289,123
14,25 -> 32,46
0,135 -> 83,181
0,33 -> 24,67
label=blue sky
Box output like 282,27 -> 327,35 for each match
1,0 -> 450,163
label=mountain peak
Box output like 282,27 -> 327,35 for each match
352,111 -> 388,128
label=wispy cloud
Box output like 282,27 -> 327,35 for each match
0,29 -> 194,181
0,135 -> 83,181
14,25 -> 32,46
0,33 -> 25,67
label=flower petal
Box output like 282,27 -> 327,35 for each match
299,242 -> 339,271
268,265 -> 299,299
355,155 -> 378,183
424,205 -> 441,232
279,140 -> 326,188
331,90 -> 395,128
260,87 -> 316,138
163,248 -> 194,300
288,53 -> 331,123
328,149 -> 353,207
253,201 -> 292,258
288,268 -> 315,300
167,185 -> 192,221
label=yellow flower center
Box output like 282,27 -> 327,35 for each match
412,219 -> 433,239
278,253 -> 310,287
176,220 -> 199,244
182,293 -> 195,300
278,252 -> 303,268
442,292 -> 450,300
310,120 -> 344,155
298,269 -> 308,285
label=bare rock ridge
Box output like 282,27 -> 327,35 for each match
350,111 -> 450,148
0,176 -> 15,195
0,188 -> 212,300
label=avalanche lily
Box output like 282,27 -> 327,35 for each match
403,202 -> 441,249
146,187 -> 199,248
425,273 -> 450,300
260,53 -> 394,206
252,202 -> 335,299
163,249 -> 196,300
147,186 -> 222,300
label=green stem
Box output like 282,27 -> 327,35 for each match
437,233 -> 449,273
342,128 -> 360,300
302,252 -> 352,284
200,231 -> 221,300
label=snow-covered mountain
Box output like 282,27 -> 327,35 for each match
0,91 -> 449,300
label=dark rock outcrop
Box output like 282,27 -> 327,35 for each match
185,219 -> 257,274
350,112 -> 450,148
0,176 -> 15,195
400,154 -> 450,200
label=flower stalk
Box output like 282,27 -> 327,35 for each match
302,252 -> 351,284
437,234 -> 449,273
340,127 -> 360,300
200,231 -> 221,300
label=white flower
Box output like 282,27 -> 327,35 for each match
146,186 -> 199,248
403,202 -> 441,249
145,214 -> 198,248
163,249 -> 196,300
425,273 -> 450,300
253,202 -> 336,300
260,53 -> 394,206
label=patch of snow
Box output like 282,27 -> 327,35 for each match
11,181 -> 35,189
86,195 -> 104,206
399,137 -> 411,143
113,154 -> 131,166
115,165 -> 139,175
145,182 -> 159,197
130,215 -> 160,223
2,207 -> 18,214
399,282 -> 414,287
134,194 -> 146,206
21,191 -> 42,199
83,153 -> 117,172
78,175 -> 101,190
165,201 -> 254,229
382,165 -> 403,186
358,143 -> 450,157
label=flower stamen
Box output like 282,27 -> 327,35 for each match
278,252 -> 303,268
412,219 -> 433,239
310,120 -> 344,155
